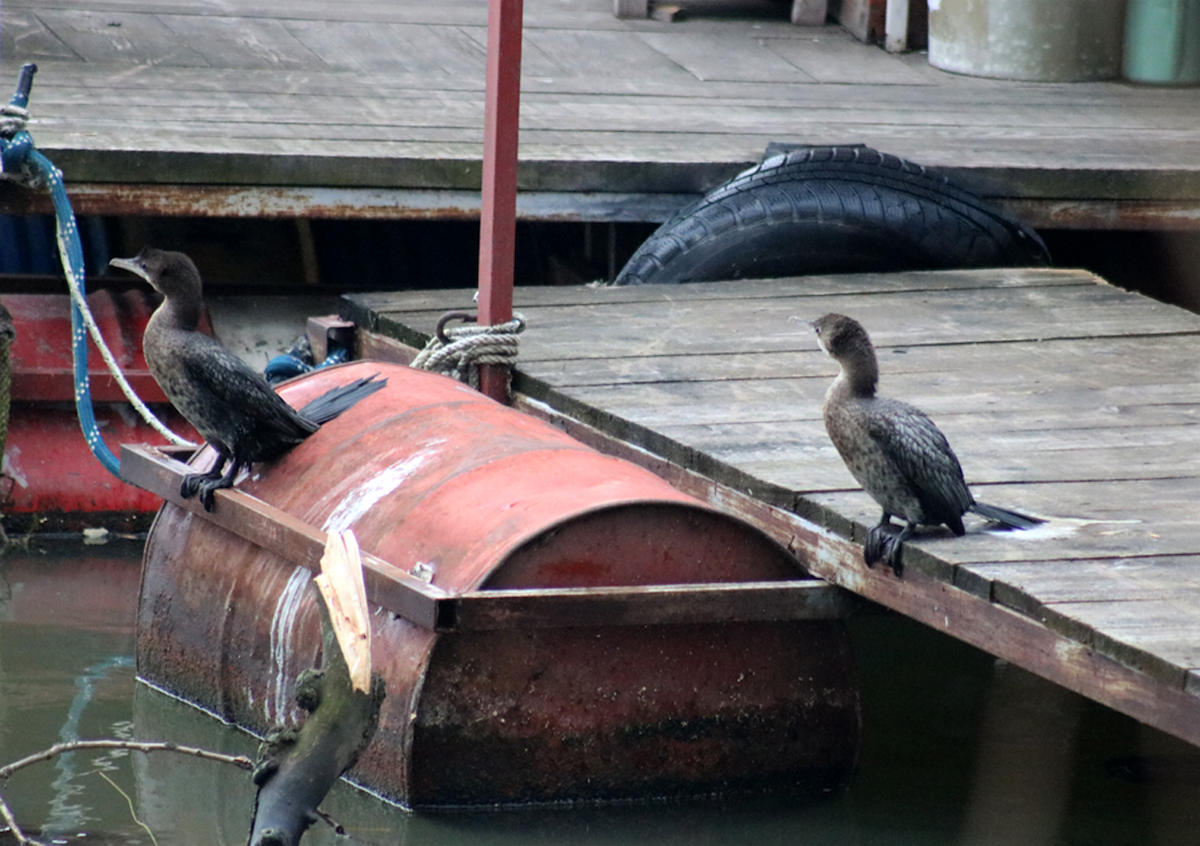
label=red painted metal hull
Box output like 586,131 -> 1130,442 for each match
1,292 -> 203,528
139,361 -> 860,807
4,402 -> 187,531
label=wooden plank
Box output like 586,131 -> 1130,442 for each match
765,34 -> 934,83
966,557 -> 1200,607
511,395 -> 1200,747
0,10 -> 87,61
520,28 -> 700,81
636,32 -> 818,82
286,20 -> 489,76
151,13 -> 325,69
494,334 -> 1200,390
34,10 -> 211,66
808,478 -> 1200,566
348,268 -> 1094,322
359,276 -> 1200,365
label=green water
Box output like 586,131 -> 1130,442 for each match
1,539 -> 1198,845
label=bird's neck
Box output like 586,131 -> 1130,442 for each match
153,293 -> 203,333
834,347 -> 878,399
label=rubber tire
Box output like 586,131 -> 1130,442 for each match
613,146 -> 1051,286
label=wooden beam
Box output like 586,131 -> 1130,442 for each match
477,0 -> 524,403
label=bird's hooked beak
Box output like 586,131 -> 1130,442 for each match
109,255 -> 151,284
787,315 -> 820,330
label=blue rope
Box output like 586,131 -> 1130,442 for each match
264,343 -> 348,384
43,150 -> 122,477
1,65 -> 122,478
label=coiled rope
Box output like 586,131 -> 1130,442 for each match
410,310 -> 525,391
0,64 -> 194,480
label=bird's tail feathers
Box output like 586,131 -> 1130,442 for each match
299,374 -> 387,425
971,502 -> 1045,530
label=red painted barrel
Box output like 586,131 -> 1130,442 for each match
139,361 -> 860,807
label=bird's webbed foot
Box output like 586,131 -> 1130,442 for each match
180,454 -> 228,502
864,514 -> 913,577
180,470 -> 220,500
194,459 -> 244,512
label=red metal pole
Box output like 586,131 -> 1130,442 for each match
477,0 -> 523,403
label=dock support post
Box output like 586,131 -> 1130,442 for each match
885,0 -> 910,51
477,0 -> 523,404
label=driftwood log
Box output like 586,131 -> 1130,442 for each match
248,531 -> 385,846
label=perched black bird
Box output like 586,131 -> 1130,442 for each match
812,313 -> 1042,575
111,247 -> 384,511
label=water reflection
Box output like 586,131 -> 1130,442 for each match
1,539 -> 1199,845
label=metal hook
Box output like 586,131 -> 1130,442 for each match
436,310 -> 477,344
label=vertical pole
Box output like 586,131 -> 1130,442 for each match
477,0 -> 524,403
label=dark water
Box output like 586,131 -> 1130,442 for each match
2,539 -> 1199,845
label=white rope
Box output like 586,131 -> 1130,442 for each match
410,314 -> 525,390
0,105 -> 29,138
56,219 -> 197,447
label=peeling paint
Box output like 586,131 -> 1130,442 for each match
269,566 -> 311,725
323,440 -> 447,534
3,447 -> 26,489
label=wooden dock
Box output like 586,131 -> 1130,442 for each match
343,267 -> 1200,748
3,0 -> 1200,229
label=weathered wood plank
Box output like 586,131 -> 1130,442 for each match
964,557 -> 1200,607
809,477 -> 1200,566
359,275 -> 1200,363
764,35 -> 937,84
636,31 -> 818,82
34,10 -> 211,66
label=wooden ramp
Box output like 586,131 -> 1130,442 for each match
342,267 -> 1200,748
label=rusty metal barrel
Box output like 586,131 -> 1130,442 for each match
138,360 -> 860,807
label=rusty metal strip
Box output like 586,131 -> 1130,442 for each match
450,580 -> 861,630
0,182 -> 697,223
997,198 -> 1200,231
121,443 -> 857,632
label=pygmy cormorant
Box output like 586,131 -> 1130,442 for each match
111,247 -> 384,511
812,313 -> 1042,576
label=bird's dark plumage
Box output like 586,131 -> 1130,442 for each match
111,247 -> 384,511
812,313 -> 1042,575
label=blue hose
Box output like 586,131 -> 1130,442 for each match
1,64 -> 122,478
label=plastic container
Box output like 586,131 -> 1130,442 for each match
928,0 -> 1125,81
1124,0 -> 1200,84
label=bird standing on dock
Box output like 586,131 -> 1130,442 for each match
811,313 -> 1042,576
111,247 -> 384,511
